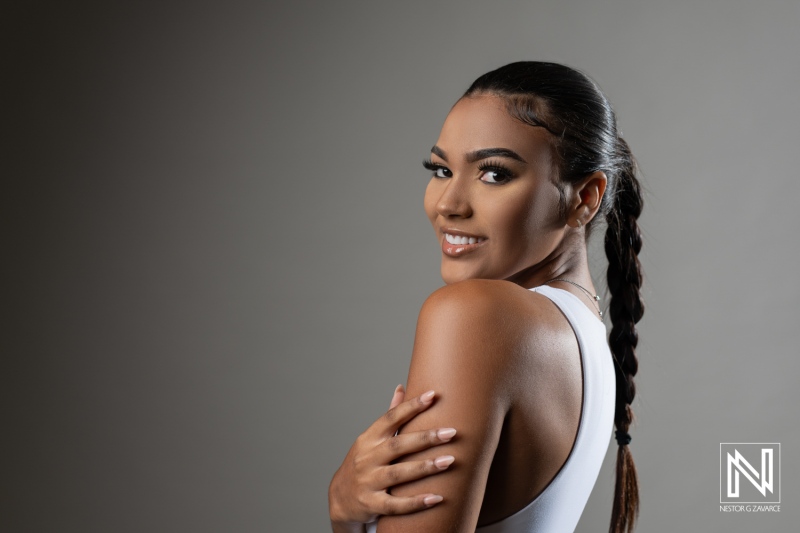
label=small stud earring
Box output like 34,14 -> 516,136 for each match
576,219 -> 583,228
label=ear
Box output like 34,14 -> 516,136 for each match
567,171 -> 607,228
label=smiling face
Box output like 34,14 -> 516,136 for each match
423,93 -> 568,285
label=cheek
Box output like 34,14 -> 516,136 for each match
486,189 -> 537,237
491,187 -> 561,253
522,191 -> 564,249
497,199 -> 537,246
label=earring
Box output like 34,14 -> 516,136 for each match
576,219 -> 583,228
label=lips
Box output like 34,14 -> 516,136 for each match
440,229 -> 487,258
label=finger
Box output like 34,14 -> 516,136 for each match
373,428 -> 457,463
374,492 -> 444,516
389,384 -> 405,410
377,455 -> 455,489
373,390 -> 436,438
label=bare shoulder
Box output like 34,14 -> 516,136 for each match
412,280 -> 568,386
423,277 -> 530,302
418,279 -> 566,351
420,279 -> 548,322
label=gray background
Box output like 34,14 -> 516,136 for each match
3,1 -> 799,532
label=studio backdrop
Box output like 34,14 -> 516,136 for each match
3,1 -> 799,532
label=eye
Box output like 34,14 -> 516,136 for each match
434,167 -> 452,178
478,163 -> 514,184
422,159 -> 452,178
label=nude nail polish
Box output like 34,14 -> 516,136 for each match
424,495 -> 444,506
434,455 -> 455,469
437,428 -> 457,441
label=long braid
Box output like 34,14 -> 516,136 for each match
605,137 -> 643,533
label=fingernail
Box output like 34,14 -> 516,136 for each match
437,428 -> 456,441
434,455 -> 455,469
420,390 -> 435,403
423,494 -> 443,506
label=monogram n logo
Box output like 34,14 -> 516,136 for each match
720,443 -> 780,504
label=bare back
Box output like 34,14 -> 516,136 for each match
477,288 -> 584,526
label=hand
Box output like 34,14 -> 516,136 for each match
328,385 -> 457,528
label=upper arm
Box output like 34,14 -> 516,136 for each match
376,281 -> 518,533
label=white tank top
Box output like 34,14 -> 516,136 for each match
367,285 -> 616,533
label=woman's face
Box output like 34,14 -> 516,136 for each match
423,94 -> 567,285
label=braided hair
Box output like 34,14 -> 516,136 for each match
464,62 -> 644,533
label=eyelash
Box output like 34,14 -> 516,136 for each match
422,159 -> 515,184
477,160 -> 515,184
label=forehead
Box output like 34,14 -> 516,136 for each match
437,94 -> 555,164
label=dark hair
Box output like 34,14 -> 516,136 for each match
464,62 -> 644,533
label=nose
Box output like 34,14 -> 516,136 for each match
436,178 -> 473,219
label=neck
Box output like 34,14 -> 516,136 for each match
506,231 -> 596,295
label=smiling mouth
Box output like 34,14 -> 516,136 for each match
444,233 -> 486,245
441,232 -> 487,257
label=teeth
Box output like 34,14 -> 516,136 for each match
445,233 -> 484,245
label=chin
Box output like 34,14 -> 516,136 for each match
440,264 -> 482,284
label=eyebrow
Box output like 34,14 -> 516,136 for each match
430,145 -> 527,164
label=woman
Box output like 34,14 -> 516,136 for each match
329,61 -> 644,533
